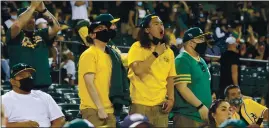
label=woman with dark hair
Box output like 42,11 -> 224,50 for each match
208,99 -> 232,128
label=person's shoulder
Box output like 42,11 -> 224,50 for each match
80,46 -> 97,57
2,91 -> 13,100
175,52 -> 190,63
175,52 -> 189,60
130,41 -> 141,48
31,90 -> 50,97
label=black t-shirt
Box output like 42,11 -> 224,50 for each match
220,50 -> 240,89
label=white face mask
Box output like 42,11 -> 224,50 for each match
11,15 -> 17,20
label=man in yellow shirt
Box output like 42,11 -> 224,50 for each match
127,14 -> 176,127
78,20 -> 130,127
225,85 -> 268,126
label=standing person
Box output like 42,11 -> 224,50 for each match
70,1 -> 89,27
78,21 -> 130,127
6,1 -> 61,89
127,14 -> 176,127
172,27 -> 212,127
219,37 -> 240,99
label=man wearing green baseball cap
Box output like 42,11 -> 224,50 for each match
2,63 -> 65,127
172,27 -> 212,127
76,14 -> 121,52
6,1 -> 61,89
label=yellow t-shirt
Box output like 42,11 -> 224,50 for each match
127,41 -> 176,106
78,46 -> 114,113
231,99 -> 267,126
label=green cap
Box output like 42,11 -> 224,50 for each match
63,119 -> 94,128
10,63 -> 36,78
95,14 -> 120,23
183,27 -> 210,43
139,14 -> 159,28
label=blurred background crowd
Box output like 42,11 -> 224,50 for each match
1,1 -> 269,127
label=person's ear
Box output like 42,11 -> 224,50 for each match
145,28 -> 150,33
10,78 -> 20,88
212,113 -> 216,119
89,32 -> 96,39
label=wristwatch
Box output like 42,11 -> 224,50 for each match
196,103 -> 204,110
152,52 -> 159,58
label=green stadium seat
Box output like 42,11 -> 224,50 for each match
1,84 -> 11,90
56,88 -> 74,94
64,93 -> 79,99
53,97 -> 67,104
49,92 -> 63,98
58,103 -> 79,110
68,98 -> 80,104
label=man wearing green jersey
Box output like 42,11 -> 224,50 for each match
6,2 -> 60,89
172,27 -> 212,127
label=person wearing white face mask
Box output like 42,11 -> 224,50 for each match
4,8 -> 18,29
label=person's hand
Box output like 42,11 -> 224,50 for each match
36,2 -> 46,13
30,1 -> 42,9
198,105 -> 209,121
154,42 -> 166,55
163,99 -> 174,113
247,123 -> 260,128
23,121 -> 39,127
247,25 -> 253,33
98,108 -> 108,119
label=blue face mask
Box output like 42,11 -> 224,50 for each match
229,97 -> 243,107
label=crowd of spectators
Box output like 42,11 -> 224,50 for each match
1,1 -> 268,128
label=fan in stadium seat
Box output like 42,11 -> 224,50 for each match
2,63 -> 65,127
58,103 -> 79,110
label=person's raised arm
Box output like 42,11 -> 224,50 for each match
36,2 -> 61,40
10,1 -> 41,39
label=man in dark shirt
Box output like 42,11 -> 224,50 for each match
219,37 -> 240,98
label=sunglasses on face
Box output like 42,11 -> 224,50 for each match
198,61 -> 206,72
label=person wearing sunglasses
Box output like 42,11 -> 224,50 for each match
172,27 -> 212,127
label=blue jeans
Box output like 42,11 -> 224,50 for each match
1,59 -> 10,81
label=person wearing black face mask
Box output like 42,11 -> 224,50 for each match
172,27 -> 212,127
77,14 -> 122,53
2,63 -> 65,127
127,14 -> 176,127
224,85 -> 268,127
79,21 -> 131,127
205,34 -> 221,64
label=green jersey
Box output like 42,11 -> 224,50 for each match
172,51 -> 212,122
6,28 -> 52,87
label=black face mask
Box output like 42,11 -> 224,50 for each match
108,29 -> 117,39
194,42 -> 208,56
95,29 -> 111,43
19,77 -> 35,92
151,36 -> 163,45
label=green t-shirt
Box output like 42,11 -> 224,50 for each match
6,28 -> 52,87
172,52 -> 212,122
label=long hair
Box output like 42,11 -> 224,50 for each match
137,28 -> 169,49
208,99 -> 226,128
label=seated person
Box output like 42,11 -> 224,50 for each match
2,63 -> 65,127
224,85 -> 268,126
207,99 -> 232,127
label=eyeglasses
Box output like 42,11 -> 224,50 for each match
198,61 -> 206,72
